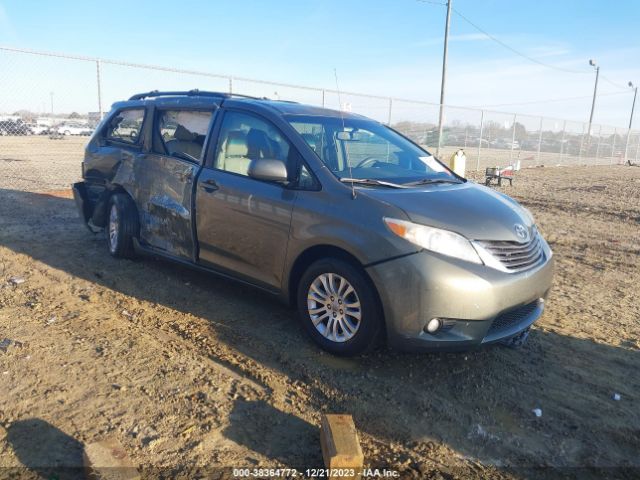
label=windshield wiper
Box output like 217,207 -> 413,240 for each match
402,178 -> 462,186
340,178 -> 409,189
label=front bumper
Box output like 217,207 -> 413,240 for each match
366,249 -> 554,351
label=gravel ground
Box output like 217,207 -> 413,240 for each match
0,160 -> 639,479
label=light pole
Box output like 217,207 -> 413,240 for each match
436,0 -> 452,158
624,81 -> 637,165
587,59 -> 600,139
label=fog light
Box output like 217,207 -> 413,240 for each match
425,318 -> 442,334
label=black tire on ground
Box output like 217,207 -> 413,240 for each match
297,258 -> 383,356
107,193 -> 139,259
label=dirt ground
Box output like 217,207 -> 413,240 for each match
0,165 -> 639,479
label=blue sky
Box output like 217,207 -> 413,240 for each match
1,0 -> 639,127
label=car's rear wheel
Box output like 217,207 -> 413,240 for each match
107,193 -> 138,259
297,258 -> 382,356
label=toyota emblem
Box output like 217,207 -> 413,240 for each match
514,224 -> 528,241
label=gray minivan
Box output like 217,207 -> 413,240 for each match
73,90 -> 554,356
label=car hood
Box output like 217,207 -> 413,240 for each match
360,181 -> 534,241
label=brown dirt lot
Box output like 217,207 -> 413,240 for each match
0,165 -> 639,479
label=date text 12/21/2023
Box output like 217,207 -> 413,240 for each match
233,468 -> 400,478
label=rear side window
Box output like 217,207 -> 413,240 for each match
155,110 -> 213,161
106,109 -> 145,144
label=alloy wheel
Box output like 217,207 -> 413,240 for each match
307,273 -> 362,342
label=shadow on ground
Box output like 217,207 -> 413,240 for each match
5,418 -> 84,479
1,189 -> 638,477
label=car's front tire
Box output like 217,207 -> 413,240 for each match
297,258 -> 383,356
107,193 -> 138,259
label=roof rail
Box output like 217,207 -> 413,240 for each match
128,89 -> 233,101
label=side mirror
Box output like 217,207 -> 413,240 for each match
248,159 -> 288,183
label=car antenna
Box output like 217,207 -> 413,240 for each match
334,68 -> 356,200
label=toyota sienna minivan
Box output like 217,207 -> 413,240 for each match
73,90 -> 554,356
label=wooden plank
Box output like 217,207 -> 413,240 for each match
83,437 -> 139,480
320,414 -> 364,479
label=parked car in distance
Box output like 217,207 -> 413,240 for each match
26,123 -> 52,135
57,122 -> 93,136
73,90 -> 554,356
0,119 -> 32,136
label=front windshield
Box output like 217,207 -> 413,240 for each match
287,115 -> 459,185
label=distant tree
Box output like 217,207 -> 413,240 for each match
12,110 -> 37,122
69,112 -> 81,119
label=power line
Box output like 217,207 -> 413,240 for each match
600,74 -> 630,91
450,7 -> 588,74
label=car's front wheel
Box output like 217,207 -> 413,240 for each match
107,193 -> 138,259
297,258 -> 383,356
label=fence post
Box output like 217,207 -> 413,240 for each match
537,117 -> 543,165
95,60 -> 103,119
476,110 -> 484,171
635,132 -> 640,162
559,120 -> 566,164
228,77 -> 233,94
595,125 -> 602,162
387,98 -> 393,125
509,113 -> 517,163
610,128 -> 617,164
624,128 -> 632,165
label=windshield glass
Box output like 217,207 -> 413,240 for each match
287,115 -> 459,185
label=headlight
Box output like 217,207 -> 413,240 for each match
384,218 -> 482,264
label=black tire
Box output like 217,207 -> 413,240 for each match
297,258 -> 383,356
107,193 -> 139,259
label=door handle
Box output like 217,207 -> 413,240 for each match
200,179 -> 219,192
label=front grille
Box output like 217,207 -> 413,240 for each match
487,300 -> 539,336
477,232 -> 544,272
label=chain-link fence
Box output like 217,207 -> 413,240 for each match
1,45 -> 639,192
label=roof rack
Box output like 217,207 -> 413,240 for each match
128,89 -> 259,101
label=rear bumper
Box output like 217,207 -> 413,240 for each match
72,181 -> 91,223
72,181 -> 103,233
366,248 -> 554,352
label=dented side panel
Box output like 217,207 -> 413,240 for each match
129,154 -> 197,259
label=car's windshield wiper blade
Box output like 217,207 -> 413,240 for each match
403,178 -> 462,186
340,178 -> 409,189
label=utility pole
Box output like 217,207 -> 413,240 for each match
436,0 -> 452,158
587,59 -> 599,138
624,81 -> 637,165
50,91 -> 54,114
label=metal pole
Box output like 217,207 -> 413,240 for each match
509,114 -> 517,163
624,86 -> 637,164
537,117 -> 543,165
436,0 -> 453,157
387,98 -> 393,125
96,60 -> 103,119
587,65 -> 600,137
321,89 -> 325,108
610,128 -> 616,164
476,110 -> 484,171
50,92 -> 54,114
229,77 -> 233,94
